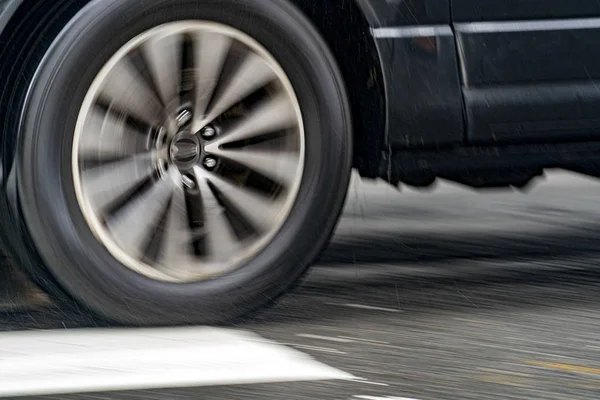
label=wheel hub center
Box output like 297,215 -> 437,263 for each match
170,132 -> 201,169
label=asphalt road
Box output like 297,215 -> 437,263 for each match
3,170 -> 600,400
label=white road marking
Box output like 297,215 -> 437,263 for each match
326,303 -> 402,313
350,377 -> 390,387
353,380 -> 390,387
0,327 -> 354,398
296,333 -> 355,343
338,336 -> 390,345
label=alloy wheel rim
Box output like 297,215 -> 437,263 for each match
72,21 -> 305,283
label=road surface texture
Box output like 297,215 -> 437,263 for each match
2,170 -> 600,400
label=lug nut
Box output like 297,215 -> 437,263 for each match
203,157 -> 218,170
200,125 -> 216,139
176,109 -> 192,127
181,174 -> 196,189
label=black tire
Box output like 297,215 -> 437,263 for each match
17,0 -> 352,325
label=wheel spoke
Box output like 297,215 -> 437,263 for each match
106,177 -> 174,259
157,174 -> 197,276
206,147 -> 300,188
204,93 -> 297,149
196,176 -> 240,262
98,57 -> 164,127
193,32 -> 232,123
141,32 -> 184,109
202,53 -> 277,125
193,166 -> 282,232
79,109 -> 150,160
81,152 -> 157,211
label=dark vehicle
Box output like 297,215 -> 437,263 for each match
0,0 -> 597,325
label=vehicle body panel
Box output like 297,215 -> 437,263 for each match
355,0 -> 449,27
455,2 -> 600,144
374,27 -> 464,147
359,0 -> 465,148
452,0 -> 600,22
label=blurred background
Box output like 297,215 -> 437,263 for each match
3,170 -> 600,400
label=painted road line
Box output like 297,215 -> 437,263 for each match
0,327 -> 354,398
325,303 -> 402,313
295,333 -> 355,343
524,360 -> 600,376
349,378 -> 389,387
338,336 -> 390,345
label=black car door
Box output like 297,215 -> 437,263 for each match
359,0 -> 465,148
453,1 -> 600,144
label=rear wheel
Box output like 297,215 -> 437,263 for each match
17,0 -> 352,325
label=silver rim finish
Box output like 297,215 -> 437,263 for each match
72,21 -> 305,282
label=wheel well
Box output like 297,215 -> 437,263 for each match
0,0 -> 386,178
289,0 -> 386,177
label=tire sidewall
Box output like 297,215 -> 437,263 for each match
18,0 -> 352,324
